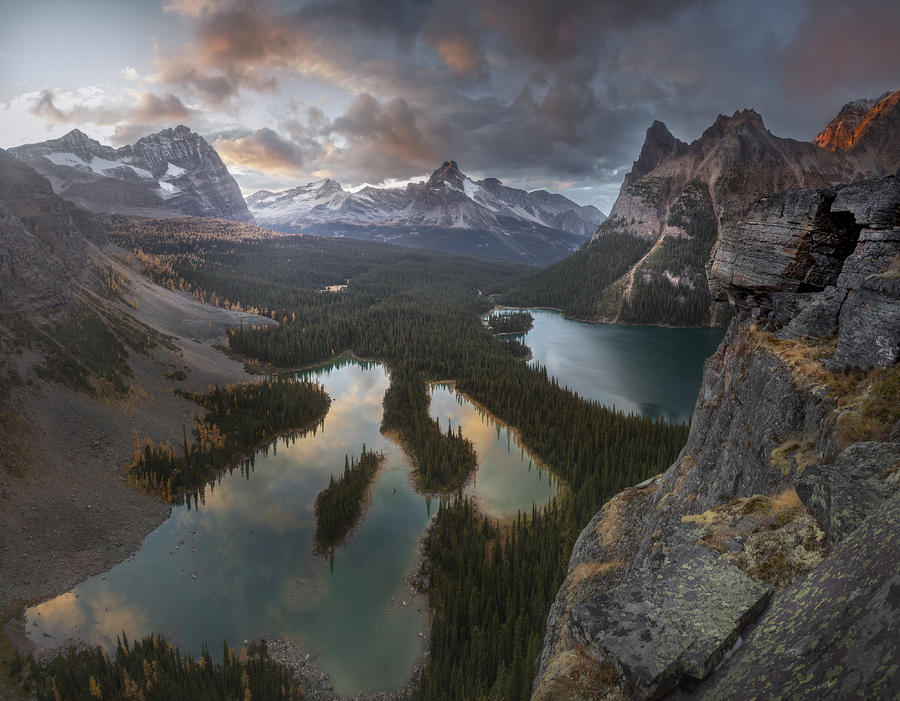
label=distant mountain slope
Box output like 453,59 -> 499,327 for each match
248,161 -> 605,265
10,126 -> 253,222
505,90 -> 899,325
815,90 -> 900,173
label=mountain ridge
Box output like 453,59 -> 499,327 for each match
10,126 -> 253,223
247,160 -> 605,265
504,90 -> 899,325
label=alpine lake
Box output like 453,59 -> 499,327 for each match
23,310 -> 724,695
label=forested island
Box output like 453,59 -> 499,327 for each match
128,378 -> 330,502
314,447 -> 384,555
487,311 -> 534,334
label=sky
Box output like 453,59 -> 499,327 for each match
1,0 -> 897,212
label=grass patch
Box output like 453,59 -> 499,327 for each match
770,436 -> 819,476
745,327 -> 900,448
836,366 -> 900,447
683,488 -> 827,590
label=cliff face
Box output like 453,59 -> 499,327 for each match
0,148 -> 105,316
533,175 -> 899,699
10,126 -> 253,223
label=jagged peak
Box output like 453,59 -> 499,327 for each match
815,89 -> 899,152
707,108 -> 766,134
625,120 -> 688,184
646,119 -> 675,139
56,128 -> 103,148
61,127 -> 91,141
428,160 -> 465,187
311,177 -> 344,192
134,125 -> 205,146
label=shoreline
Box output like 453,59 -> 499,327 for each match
426,380 -> 567,523
489,304 -> 724,329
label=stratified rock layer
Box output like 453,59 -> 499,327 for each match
534,174 -> 899,700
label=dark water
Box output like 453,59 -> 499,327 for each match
508,309 -> 724,423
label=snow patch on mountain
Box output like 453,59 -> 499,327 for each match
45,152 -> 88,168
249,161 -> 606,243
12,126 -> 253,222
89,156 -> 154,179
165,162 -> 186,178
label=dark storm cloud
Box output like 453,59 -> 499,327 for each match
111,0 -> 900,201
775,0 -> 900,98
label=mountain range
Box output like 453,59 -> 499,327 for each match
505,89 -> 900,325
248,160 -> 605,265
10,126 -> 252,222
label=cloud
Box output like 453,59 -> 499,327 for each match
132,92 -> 194,122
421,2 -> 487,78
214,127 -> 312,174
13,0 -> 896,212
30,89 -> 124,126
29,88 -> 199,145
775,0 -> 900,99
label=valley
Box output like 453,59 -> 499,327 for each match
1,12 -> 897,695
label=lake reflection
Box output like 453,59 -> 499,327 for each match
429,384 -> 559,518
26,357 -> 429,696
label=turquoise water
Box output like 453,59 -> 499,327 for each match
508,309 -> 724,423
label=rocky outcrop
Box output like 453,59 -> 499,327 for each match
698,492 -> 900,700
10,126 -> 253,222
534,175 -> 899,699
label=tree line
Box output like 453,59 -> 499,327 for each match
10,634 -> 304,700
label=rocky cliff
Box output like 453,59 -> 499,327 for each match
533,174 -> 899,699
505,92 -> 899,326
10,126 -> 253,222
